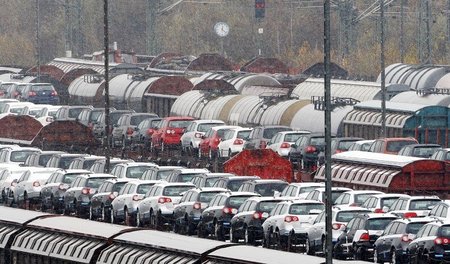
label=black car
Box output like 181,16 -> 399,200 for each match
237,179 -> 288,197
243,125 -> 292,150
198,192 -> 258,241
334,213 -> 399,261
89,178 -> 129,222
211,176 -> 261,192
289,133 -> 335,171
397,143 -> 442,158
407,221 -> 450,263
230,196 -> 292,245
374,217 -> 433,263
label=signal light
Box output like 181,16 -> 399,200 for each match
255,0 -> 265,18
158,197 -> 172,203
360,232 -> 370,241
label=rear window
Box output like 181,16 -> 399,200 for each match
299,186 -> 322,194
199,191 -> 222,203
228,196 -> 253,208
335,211 -> 369,222
263,127 -> 291,139
289,203 -> 324,215
63,173 -> 85,184
68,108 -> 85,118
137,183 -> 154,194
354,193 -> 378,205
31,85 -> 54,91
257,200 -> 284,213
409,199 -> 441,210
254,183 -> 288,196
380,197 -> 401,209
86,178 -> 114,189
310,137 -> 326,145
198,123 -> 223,132
439,225 -> 450,237
366,218 -> 397,230
112,182 -> 127,193
406,222 -> 428,234
237,130 -> 251,140
412,147 -> 441,158
338,140 -> 358,151
157,170 -> 173,180
205,177 -> 221,187
126,166 -> 154,179
217,129 -> 231,138
11,151 -> 37,162
386,140 -> 416,152
131,115 -> 151,126
227,179 -> 250,192
179,173 -> 203,182
163,186 -> 194,196
168,120 -> 191,128
284,133 -> 304,142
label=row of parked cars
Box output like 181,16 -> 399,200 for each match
0,144 -> 449,262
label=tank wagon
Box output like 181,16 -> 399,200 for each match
315,151 -> 450,199
0,206 -> 349,264
342,100 -> 450,146
390,91 -> 450,106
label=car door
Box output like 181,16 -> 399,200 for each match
202,195 -> 223,225
308,211 -> 325,247
262,203 -> 284,234
173,190 -> 193,221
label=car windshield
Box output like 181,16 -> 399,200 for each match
198,123 -> 223,132
289,203 -> 325,215
68,108 -> 85,118
168,120 -> 190,128
263,127 -> 291,139
257,201 -> 284,213
335,210 -> 369,222
163,186 -> 193,196
199,191 -> 222,203
406,222 -> 428,234
86,178 -> 113,189
10,150 -> 36,162
367,218 -> 397,230
386,141 -> 416,152
254,183 -> 287,196
409,199 -> 441,210
126,166 -> 154,179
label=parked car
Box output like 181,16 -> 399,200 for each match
361,193 -> 411,213
266,130 -> 311,157
109,162 -> 158,179
211,176 -> 261,192
67,155 -> 105,170
0,167 -> 32,205
165,168 -> 210,183
374,217 -> 434,263
45,153 -> 88,169
76,107 -> 112,129
111,112 -> 159,148
330,137 -> 364,154
244,125 -> 292,150
388,196 -> 442,218
230,196 -> 294,245
334,213 -> 399,260
289,133 -> 335,171
130,117 -> 161,148
17,83 -> 59,104
89,178 -> 129,222
173,187 -> 229,236
139,166 -> 184,181
0,102 -> 35,119
89,158 -> 134,173
198,125 -> 241,159
63,173 -> 116,218
40,169 -> 92,213
428,201 -> 450,221
181,119 -> 226,154
0,146 -> 41,165
110,180 -> 160,225
198,192 -> 258,240
13,167 -> 58,209
407,221 -> 450,263
217,127 -> 252,158
151,116 -> 194,152
262,200 -> 324,251
0,82 -> 21,99
237,179 -> 288,197
397,143 -> 442,158
279,182 -> 325,199
23,150 -> 65,167
305,187 -> 353,204
347,139 -> 375,151
190,172 -> 235,188
19,104 -> 52,117
92,109 -> 135,140
34,105 -> 61,126
306,207 -> 372,255
333,190 -> 384,207
430,148 -> 450,162
54,105 -> 93,121
136,182 -> 196,229
367,137 -> 419,155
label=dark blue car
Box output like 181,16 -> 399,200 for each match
20,83 -> 59,104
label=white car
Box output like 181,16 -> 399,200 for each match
0,146 -> 41,165
19,104 -> 52,117
136,182 -> 196,228
266,130 -> 310,157
262,200 -> 324,250
428,200 -> 450,221
388,196 -> 442,218
0,166 -> 30,204
0,102 -> 35,119
14,167 -> 58,208
110,180 -> 162,226
348,139 -> 375,151
334,190 -> 384,207
305,206 -> 371,254
35,105 -> 62,126
180,119 -> 225,153
361,193 -> 411,213
279,182 -> 325,199
217,127 -> 252,158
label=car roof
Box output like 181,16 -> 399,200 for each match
193,119 -> 225,124
341,190 -> 384,195
176,168 -> 210,173
153,182 -> 196,187
287,182 -> 324,187
193,187 -> 229,193
391,217 -> 436,224
332,206 -> 371,212
369,193 -> 411,199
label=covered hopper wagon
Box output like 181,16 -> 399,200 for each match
314,151 -> 450,199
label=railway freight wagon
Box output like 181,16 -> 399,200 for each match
315,151 -> 450,199
342,100 -> 450,147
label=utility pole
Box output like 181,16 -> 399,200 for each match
64,0 -> 83,57
447,0 -> 450,43
380,0 -> 386,138
338,0 -> 355,57
146,0 -> 159,55
104,0 -> 111,173
418,0 -> 432,64
35,0 -> 41,82
400,0 -> 405,62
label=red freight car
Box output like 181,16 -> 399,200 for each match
314,151 -> 450,199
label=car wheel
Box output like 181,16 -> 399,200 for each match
353,245 -> 364,261
273,231 -> 282,250
214,221 -> 225,241
124,208 -> 131,226
229,227 -> 238,243
184,217 -> 194,236
244,226 -> 254,245
305,236 -> 314,255
197,222 -> 207,238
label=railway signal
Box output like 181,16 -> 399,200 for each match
255,0 -> 265,19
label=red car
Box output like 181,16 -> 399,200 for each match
198,125 -> 241,158
151,116 -> 194,151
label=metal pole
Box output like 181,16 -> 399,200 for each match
324,0 -> 332,263
400,0 -> 404,63
380,0 -> 386,138
104,0 -> 111,173
35,0 -> 41,82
